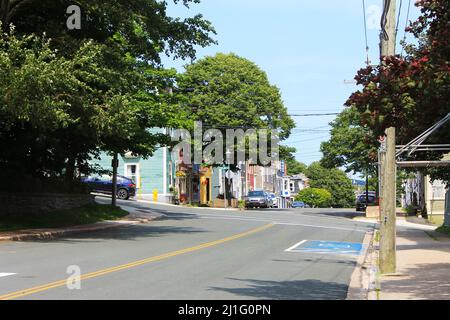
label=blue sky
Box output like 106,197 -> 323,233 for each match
162,0 -> 420,175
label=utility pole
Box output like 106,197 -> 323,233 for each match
378,0 -> 397,274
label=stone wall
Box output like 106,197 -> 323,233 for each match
0,193 -> 95,217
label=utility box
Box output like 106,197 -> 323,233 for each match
366,206 -> 380,219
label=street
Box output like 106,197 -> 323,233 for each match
0,200 -> 374,300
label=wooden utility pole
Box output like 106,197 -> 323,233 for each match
379,127 -> 397,273
379,0 -> 397,274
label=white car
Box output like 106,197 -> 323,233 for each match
268,193 -> 278,208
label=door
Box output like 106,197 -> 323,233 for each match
125,164 -> 140,188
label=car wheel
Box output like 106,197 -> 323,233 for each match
117,188 -> 129,200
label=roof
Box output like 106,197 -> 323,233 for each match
289,174 -> 308,181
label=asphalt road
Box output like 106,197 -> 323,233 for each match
0,199 -> 375,300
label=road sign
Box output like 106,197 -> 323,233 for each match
379,135 -> 387,152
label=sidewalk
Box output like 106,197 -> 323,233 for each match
363,220 -> 450,300
377,228 -> 450,300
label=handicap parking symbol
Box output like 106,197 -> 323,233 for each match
286,240 -> 363,256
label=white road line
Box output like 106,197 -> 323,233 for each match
189,215 -> 369,233
0,273 -> 16,278
285,240 -> 307,252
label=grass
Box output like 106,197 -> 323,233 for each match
436,225 -> 450,237
424,231 -> 439,241
428,215 -> 444,226
374,230 -> 381,243
0,204 -> 128,232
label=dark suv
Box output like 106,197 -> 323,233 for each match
356,193 -> 378,212
81,175 -> 136,200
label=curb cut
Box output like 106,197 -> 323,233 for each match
346,229 -> 375,300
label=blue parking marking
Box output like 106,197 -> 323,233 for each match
286,240 -> 363,256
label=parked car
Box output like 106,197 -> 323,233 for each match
267,193 -> 278,208
292,201 -> 305,208
81,175 -> 136,200
245,191 -> 270,209
356,192 -> 378,212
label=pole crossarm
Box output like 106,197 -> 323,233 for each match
397,161 -> 450,168
396,146 -> 450,152
396,113 -> 450,158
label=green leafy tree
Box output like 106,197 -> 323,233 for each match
0,29 -> 178,189
306,162 -> 355,208
280,146 -> 307,176
178,53 -> 295,167
295,188 -> 332,208
0,0 -> 217,191
320,107 -> 378,176
1,0 -> 217,64
345,0 -> 449,185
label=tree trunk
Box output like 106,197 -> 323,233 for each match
1,0 -> 33,30
1,0 -> 11,28
65,157 -> 76,182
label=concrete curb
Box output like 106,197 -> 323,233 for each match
0,220 -> 143,242
0,202 -> 169,242
346,229 -> 375,300
133,199 -> 241,211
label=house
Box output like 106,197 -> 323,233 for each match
403,173 -> 448,216
289,173 -> 309,197
90,129 -> 175,203
402,153 -> 450,217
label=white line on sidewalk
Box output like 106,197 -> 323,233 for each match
0,273 -> 16,278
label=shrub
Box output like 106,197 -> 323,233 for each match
295,188 -> 332,208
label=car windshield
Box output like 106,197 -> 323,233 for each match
248,191 -> 265,197
358,195 -> 376,202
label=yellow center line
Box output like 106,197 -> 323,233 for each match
0,223 -> 274,300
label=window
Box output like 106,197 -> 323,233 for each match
168,161 -> 173,187
248,191 -> 265,197
432,181 -> 445,199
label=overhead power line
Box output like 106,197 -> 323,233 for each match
380,0 -> 392,41
396,0 -> 403,36
362,0 -> 371,65
400,0 -> 412,57
288,113 -> 340,117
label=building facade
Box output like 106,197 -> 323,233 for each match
403,172 -> 448,216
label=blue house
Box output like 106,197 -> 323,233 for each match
92,125 -> 175,203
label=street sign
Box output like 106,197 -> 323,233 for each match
379,135 -> 387,152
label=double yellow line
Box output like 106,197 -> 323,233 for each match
0,223 -> 274,300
